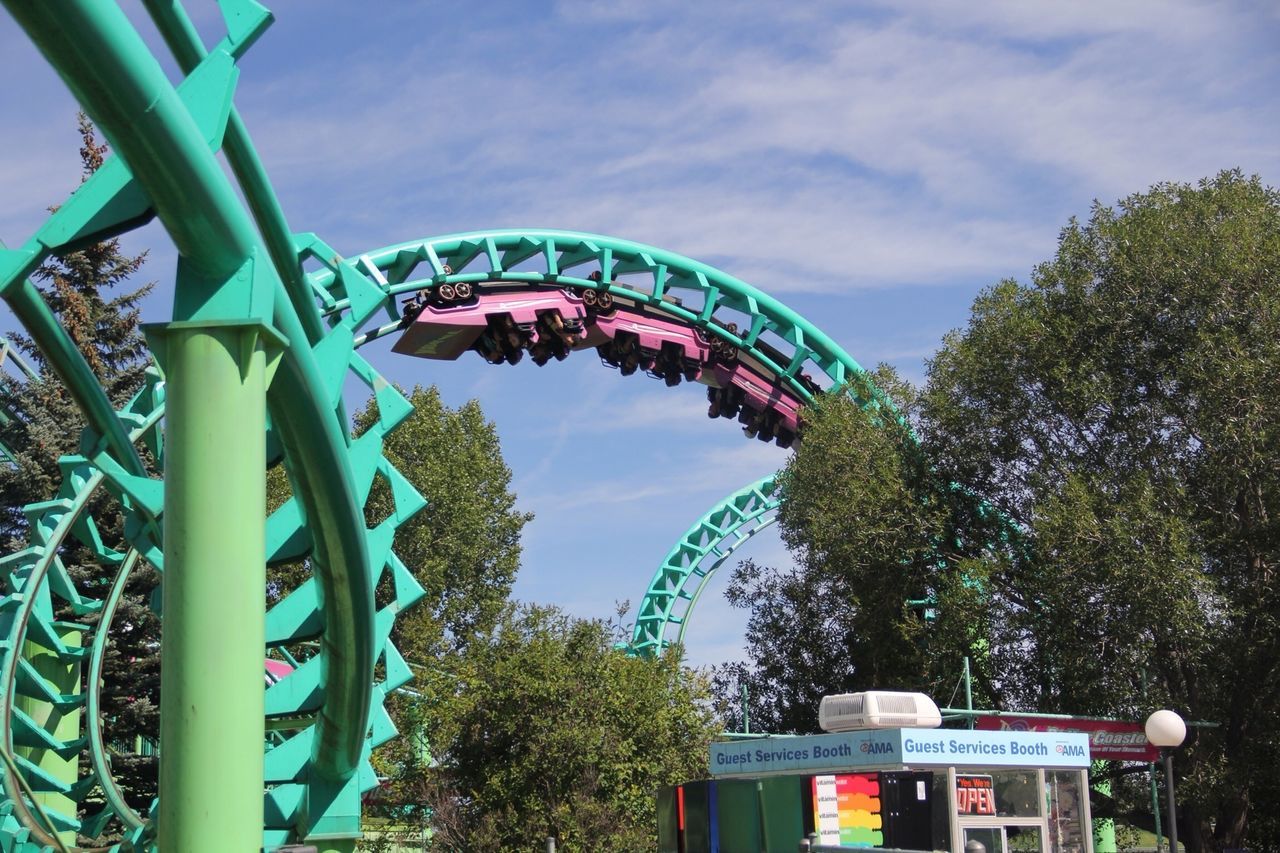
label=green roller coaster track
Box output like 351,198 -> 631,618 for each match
0,337 -> 38,469
301,228 -> 894,657
0,1 -> 420,848
0,1 -> 907,851
632,474 -> 781,655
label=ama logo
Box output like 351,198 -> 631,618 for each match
860,741 -> 895,755
1055,741 -> 1086,757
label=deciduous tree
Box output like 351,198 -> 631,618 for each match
920,171 -> 1280,853
715,368 -> 956,733
322,386 -> 534,828
721,171 -> 1280,853
420,604 -> 719,852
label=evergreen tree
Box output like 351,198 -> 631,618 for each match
0,114 -> 159,815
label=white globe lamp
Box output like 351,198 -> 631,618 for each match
1145,710 -> 1186,853
1145,709 -> 1186,748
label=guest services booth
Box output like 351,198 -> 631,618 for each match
658,693 -> 1093,853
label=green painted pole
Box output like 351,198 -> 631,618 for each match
963,656 -> 974,730
1092,770 -> 1116,853
1151,763 -> 1164,853
15,629 -> 80,848
157,324 -> 267,851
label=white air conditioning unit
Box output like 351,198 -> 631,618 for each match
818,691 -> 942,732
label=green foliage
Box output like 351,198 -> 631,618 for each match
918,171 -> 1280,853
418,604 -> 718,852
356,386 -> 532,658
338,387 -> 715,850
305,386 -> 533,828
722,171 -> 1280,853
0,115 -> 159,816
716,367 -> 987,733
269,384 -> 530,650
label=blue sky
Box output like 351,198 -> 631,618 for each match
1,0 -> 1277,668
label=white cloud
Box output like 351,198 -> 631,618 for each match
882,0 -> 1242,42
2,0 -> 1275,670
532,389 -> 711,436
225,0 -> 1278,299
520,438 -> 783,515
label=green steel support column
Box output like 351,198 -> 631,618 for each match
156,324 -> 268,852
963,656 -> 975,730
1092,772 -> 1116,853
1150,763 -> 1163,853
14,630 -> 80,848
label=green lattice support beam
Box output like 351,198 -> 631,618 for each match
310,230 -> 884,416
0,1 -> 425,849
630,475 -> 782,655
0,338 -> 36,382
0,336 -> 38,469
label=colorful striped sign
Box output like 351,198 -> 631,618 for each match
813,773 -> 883,847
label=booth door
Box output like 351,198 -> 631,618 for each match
881,771 -> 935,851
963,824 -> 1044,853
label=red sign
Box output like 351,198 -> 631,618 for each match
955,775 -> 996,815
975,715 -> 1158,762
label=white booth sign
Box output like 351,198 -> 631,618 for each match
710,728 -> 1090,778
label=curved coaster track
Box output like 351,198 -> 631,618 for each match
0,2 -> 892,851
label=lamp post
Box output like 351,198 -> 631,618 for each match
1145,710 -> 1187,853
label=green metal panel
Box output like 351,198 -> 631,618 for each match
716,779 -> 764,853
657,785 -> 680,853
684,780 -> 713,853
758,776 -> 805,853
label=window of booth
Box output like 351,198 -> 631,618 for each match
992,770 -> 1041,818
964,825 -> 1044,853
954,768 -> 1061,853
955,770 -> 1040,820
952,768 -> 1094,853
1047,771 -> 1088,853
1008,825 -> 1043,853
964,826 -> 1003,853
